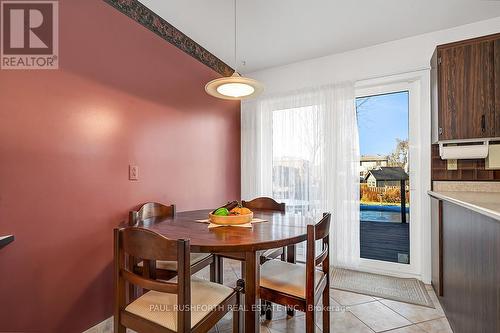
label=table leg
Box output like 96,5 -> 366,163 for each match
286,245 -> 296,317
244,251 -> 260,333
286,244 -> 296,263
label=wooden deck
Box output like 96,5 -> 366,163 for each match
360,221 -> 409,263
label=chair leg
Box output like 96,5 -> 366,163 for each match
216,255 -> 224,283
280,246 -> 287,261
322,287 -> 330,333
234,285 -> 243,333
209,258 -> 216,282
305,307 -> 315,333
287,305 -> 295,317
233,305 -> 240,333
264,301 -> 273,320
114,317 -> 126,333
240,262 -> 246,280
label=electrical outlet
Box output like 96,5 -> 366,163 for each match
129,165 -> 139,180
447,159 -> 458,170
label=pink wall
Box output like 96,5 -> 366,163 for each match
0,1 -> 240,332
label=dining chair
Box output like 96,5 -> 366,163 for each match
259,213 -> 331,332
215,197 -> 286,282
114,227 -> 241,333
129,202 -> 218,283
129,202 -> 177,225
242,197 -> 287,263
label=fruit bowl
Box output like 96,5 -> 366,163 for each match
208,212 -> 254,225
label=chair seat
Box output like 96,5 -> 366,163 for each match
125,277 -> 233,332
260,260 -> 324,298
137,253 -> 211,271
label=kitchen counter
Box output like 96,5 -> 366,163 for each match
428,190 -> 500,221
429,188 -> 500,333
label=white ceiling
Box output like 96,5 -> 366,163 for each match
139,0 -> 500,73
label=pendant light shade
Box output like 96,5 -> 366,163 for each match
205,0 -> 263,100
205,72 -> 263,100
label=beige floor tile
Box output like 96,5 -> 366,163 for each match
416,318 -> 453,333
216,311 -> 237,332
222,322 -> 284,333
379,299 -> 444,323
329,310 -> 374,333
331,289 -> 376,306
385,325 -> 426,333
266,315 -> 322,333
99,319 -> 113,333
348,301 -> 412,332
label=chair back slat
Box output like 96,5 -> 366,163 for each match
129,202 -> 176,225
315,243 -> 329,266
242,197 -> 285,212
314,213 -> 331,241
115,227 -> 193,331
314,213 -> 331,265
122,269 -> 178,294
121,227 -> 179,261
305,224 -> 317,302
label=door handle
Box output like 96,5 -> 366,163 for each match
481,115 -> 486,133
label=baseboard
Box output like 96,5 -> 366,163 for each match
82,317 -> 113,333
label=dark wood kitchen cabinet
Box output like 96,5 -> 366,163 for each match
496,38 -> 500,134
431,33 -> 500,142
429,195 -> 500,333
441,202 -> 500,333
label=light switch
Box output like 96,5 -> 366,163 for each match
129,165 -> 139,180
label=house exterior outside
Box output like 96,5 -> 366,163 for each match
365,166 -> 409,188
360,155 -> 389,177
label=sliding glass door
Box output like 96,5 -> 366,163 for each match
272,105 -> 323,216
356,91 -> 410,265
272,105 -> 323,261
354,74 -> 427,279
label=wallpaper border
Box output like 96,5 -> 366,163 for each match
103,0 -> 234,77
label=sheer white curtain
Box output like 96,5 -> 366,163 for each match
241,82 -> 360,269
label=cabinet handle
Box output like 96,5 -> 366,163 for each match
481,115 -> 486,133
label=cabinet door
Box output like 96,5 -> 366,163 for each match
495,39 -> 500,136
438,40 -> 495,140
431,198 -> 443,296
430,198 -> 443,296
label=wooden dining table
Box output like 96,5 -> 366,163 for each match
137,208 -> 315,333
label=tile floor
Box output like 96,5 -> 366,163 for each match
193,259 -> 452,333
95,258 -> 453,333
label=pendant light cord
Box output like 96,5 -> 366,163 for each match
234,0 -> 237,73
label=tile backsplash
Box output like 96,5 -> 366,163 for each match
431,145 -> 500,181
433,181 -> 500,192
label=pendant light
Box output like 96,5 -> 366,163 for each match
205,0 -> 263,100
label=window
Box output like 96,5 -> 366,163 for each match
357,91 -> 410,264
272,105 -> 323,217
